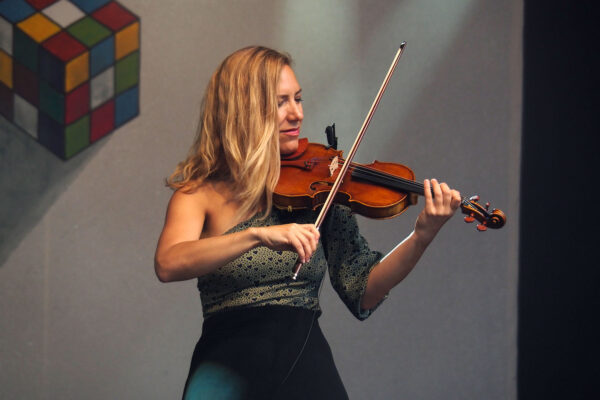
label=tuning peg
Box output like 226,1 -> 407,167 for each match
469,195 -> 480,202
477,221 -> 488,232
464,213 -> 475,223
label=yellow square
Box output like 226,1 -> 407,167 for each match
115,22 -> 139,60
0,50 -> 12,88
65,52 -> 89,92
17,13 -> 61,43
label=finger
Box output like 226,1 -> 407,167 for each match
289,235 -> 307,263
304,224 -> 320,243
440,182 -> 452,208
430,179 -> 443,208
299,226 -> 319,260
450,189 -> 462,210
293,225 -> 318,262
423,179 -> 434,209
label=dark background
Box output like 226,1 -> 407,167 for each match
519,1 -> 599,399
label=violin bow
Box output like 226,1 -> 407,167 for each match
292,42 -> 407,280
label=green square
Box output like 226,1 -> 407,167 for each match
39,81 -> 65,123
65,115 -> 90,158
67,17 -> 111,48
115,51 -> 139,94
14,28 -> 38,72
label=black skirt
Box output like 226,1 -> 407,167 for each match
182,306 -> 349,400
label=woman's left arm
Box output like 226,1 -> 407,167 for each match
361,178 -> 461,310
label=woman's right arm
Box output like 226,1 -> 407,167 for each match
154,190 -> 319,283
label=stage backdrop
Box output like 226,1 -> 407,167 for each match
0,1 -> 522,399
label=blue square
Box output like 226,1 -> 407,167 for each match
0,0 -> 35,23
68,0 -> 111,13
38,113 -> 65,159
115,85 -> 138,127
13,27 -> 37,72
90,36 -> 114,77
39,49 -> 65,93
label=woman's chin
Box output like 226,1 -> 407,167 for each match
279,138 -> 299,155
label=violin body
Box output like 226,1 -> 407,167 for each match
274,142 -> 418,219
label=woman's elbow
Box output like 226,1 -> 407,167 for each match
154,256 -> 175,283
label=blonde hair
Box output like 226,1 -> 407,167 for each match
167,46 -> 292,219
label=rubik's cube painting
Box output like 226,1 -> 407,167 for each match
0,0 -> 140,159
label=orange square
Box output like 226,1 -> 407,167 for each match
115,22 -> 139,60
0,51 -> 12,88
65,52 -> 89,92
17,13 -> 61,43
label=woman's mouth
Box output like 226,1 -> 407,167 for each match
280,128 -> 300,137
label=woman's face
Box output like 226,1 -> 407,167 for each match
277,65 -> 303,155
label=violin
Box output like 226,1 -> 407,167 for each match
280,43 -> 505,280
274,137 -> 506,232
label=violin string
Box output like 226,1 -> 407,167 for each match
338,159 -> 416,186
338,158 -> 425,194
320,155 -> 502,225
339,159 -> 488,217
331,158 -> 492,217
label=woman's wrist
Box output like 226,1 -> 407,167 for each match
247,227 -> 263,247
411,227 -> 435,251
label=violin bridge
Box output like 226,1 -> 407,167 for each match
329,156 -> 339,177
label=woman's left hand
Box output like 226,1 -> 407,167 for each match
414,178 -> 461,246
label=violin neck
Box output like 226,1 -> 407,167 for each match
351,165 -> 426,196
348,162 -> 506,230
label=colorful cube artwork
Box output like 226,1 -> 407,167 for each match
0,0 -> 140,159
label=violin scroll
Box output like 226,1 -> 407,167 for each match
460,195 -> 506,231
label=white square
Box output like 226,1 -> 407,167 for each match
91,66 -> 114,109
14,94 -> 38,139
0,16 -> 12,55
42,0 -> 85,28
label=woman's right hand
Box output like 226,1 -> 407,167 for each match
252,224 -> 320,263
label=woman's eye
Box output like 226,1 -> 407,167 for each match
278,97 -> 302,107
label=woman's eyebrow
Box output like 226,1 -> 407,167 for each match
278,89 -> 302,98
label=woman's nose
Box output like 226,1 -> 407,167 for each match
288,102 -> 303,121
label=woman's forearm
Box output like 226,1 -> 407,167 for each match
361,230 -> 431,310
154,228 -> 261,282
361,179 -> 461,310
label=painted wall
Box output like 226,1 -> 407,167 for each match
0,0 -> 522,398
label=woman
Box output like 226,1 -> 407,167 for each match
155,46 -> 461,399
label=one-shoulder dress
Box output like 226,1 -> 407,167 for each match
182,205 -> 384,400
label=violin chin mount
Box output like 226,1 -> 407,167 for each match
325,123 -> 338,150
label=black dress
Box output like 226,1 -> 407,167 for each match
183,206 -> 384,399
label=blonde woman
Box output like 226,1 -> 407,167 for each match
155,46 -> 461,399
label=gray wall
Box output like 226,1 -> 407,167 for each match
0,0 -> 522,398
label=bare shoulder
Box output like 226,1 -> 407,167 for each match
162,180 -> 242,240
158,183 -> 214,245
167,183 -> 211,215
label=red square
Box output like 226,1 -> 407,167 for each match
92,2 -> 137,31
0,82 -> 13,120
90,100 -> 114,142
13,62 -> 39,107
65,82 -> 89,124
25,0 -> 59,10
42,31 -> 86,62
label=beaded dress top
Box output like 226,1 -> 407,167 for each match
197,205 -> 384,320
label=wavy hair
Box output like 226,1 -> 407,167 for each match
167,46 -> 292,219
